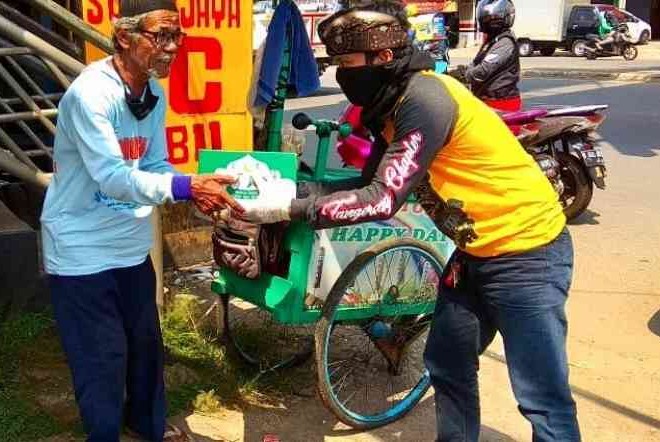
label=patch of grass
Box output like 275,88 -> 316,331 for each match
0,311 -> 52,365
161,295 -> 244,415
191,389 -> 223,413
0,311 -> 64,441
0,292 -> 311,440
161,294 -> 314,413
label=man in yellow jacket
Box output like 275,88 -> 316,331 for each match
243,3 -> 580,441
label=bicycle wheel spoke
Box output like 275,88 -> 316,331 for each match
329,359 -> 350,379
342,390 -> 359,408
320,242 -> 444,428
333,366 -> 356,393
383,253 -> 396,291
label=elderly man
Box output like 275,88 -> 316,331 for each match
243,2 -> 580,441
40,1 -> 240,440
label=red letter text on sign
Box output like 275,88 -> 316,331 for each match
109,0 -> 120,20
166,126 -> 189,165
180,0 -> 195,28
229,0 -> 240,28
170,37 -> 223,115
87,0 -> 103,24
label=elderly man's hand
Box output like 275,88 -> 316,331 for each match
190,175 -> 244,215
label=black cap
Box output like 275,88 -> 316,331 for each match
120,0 -> 178,17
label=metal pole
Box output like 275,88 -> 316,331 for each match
64,0 -> 73,42
0,62 -> 58,134
0,47 -> 33,56
0,1 -> 82,59
151,207 -> 165,311
0,109 -> 57,124
0,14 -> 85,75
0,42 -> 71,88
0,99 -> 54,159
5,57 -> 57,108
25,148 -> 53,157
2,93 -> 64,106
473,0 -> 478,46
265,25 -> 292,152
19,0 -> 114,55
41,57 -> 72,89
313,128 -> 330,181
0,128 -> 39,170
0,149 -> 50,189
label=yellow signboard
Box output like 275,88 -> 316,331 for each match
81,0 -> 254,173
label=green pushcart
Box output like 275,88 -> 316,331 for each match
198,11 -> 455,429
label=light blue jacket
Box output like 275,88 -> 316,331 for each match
41,58 -> 177,275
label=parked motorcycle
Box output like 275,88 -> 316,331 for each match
335,103 -> 609,221
447,66 -> 608,219
501,106 -> 609,220
582,24 -> 638,61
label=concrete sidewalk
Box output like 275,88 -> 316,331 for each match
449,41 -> 660,82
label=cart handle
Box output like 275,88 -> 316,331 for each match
292,112 -> 352,182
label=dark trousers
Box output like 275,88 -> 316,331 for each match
50,258 -> 166,442
424,229 -> 581,442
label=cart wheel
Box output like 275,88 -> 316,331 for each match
221,294 -> 314,372
314,239 -> 445,429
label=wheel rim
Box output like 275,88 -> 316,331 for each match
624,46 -> 637,60
321,245 -> 443,424
574,42 -> 587,56
224,296 -> 314,372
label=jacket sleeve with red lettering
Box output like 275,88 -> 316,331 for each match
290,74 -> 458,229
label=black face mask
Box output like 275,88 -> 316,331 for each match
124,82 -> 159,121
336,64 -> 393,107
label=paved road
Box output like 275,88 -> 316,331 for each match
448,42 -> 660,73
176,78 -> 660,441
284,75 -> 660,162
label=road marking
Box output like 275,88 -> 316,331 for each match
285,94 -> 347,111
523,80 -> 644,100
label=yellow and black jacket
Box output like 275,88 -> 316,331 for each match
291,72 -> 565,258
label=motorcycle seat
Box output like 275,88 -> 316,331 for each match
545,105 -> 609,117
500,109 -> 548,125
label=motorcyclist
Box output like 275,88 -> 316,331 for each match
595,10 -> 617,51
240,2 -> 580,440
464,0 -> 521,111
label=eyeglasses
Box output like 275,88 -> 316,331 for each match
139,29 -> 186,48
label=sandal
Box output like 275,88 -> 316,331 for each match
164,424 -> 195,442
125,424 -> 194,442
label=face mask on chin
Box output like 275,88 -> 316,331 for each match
335,63 -> 393,107
123,82 -> 159,121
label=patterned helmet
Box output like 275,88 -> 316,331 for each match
318,9 -> 409,57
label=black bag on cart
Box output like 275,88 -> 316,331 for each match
212,211 -> 288,279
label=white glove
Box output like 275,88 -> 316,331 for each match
242,200 -> 292,224
241,174 -> 294,224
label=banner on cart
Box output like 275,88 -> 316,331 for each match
306,202 -> 455,305
81,0 -> 254,173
